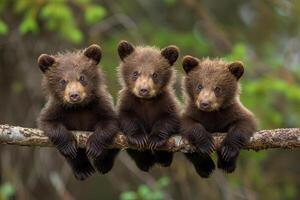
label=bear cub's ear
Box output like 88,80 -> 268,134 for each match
182,56 -> 199,74
228,61 -> 244,80
38,54 -> 55,73
161,45 -> 179,65
84,44 -> 102,64
118,40 -> 135,61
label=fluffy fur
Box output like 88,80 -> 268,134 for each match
37,44 -> 119,180
117,40 -> 180,171
181,56 -> 257,177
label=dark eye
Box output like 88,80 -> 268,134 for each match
214,86 -> 221,95
60,79 -> 67,86
152,72 -> 158,79
133,71 -> 139,77
79,75 -> 85,82
197,84 -> 203,91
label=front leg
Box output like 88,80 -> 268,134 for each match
119,111 -> 148,149
40,121 -> 77,158
93,149 -> 120,174
86,118 -> 119,159
40,121 -> 95,180
127,149 -> 156,172
182,119 -> 214,156
217,119 -> 256,173
148,114 -> 180,149
182,119 -> 215,177
185,153 -> 215,178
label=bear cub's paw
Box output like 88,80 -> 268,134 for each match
194,156 -> 216,178
186,129 -> 215,156
73,164 -> 95,181
148,134 -> 167,150
58,140 -> 77,159
86,136 -> 104,159
154,151 -> 173,167
217,144 -> 240,173
94,156 -> 114,174
126,134 -> 148,150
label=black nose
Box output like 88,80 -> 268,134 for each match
139,88 -> 149,96
69,92 -> 81,101
200,101 -> 210,109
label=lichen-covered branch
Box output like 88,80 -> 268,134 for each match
0,124 -> 299,152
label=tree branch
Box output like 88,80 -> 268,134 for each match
0,124 -> 299,152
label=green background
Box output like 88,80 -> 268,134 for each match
0,0 -> 299,199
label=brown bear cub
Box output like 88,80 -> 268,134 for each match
181,56 -> 257,177
117,41 -> 180,171
37,45 -> 119,180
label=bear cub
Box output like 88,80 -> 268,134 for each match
37,44 -> 119,180
117,40 -> 180,171
181,56 -> 257,177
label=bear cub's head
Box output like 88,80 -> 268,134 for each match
38,44 -> 102,106
117,40 -> 179,99
182,56 -> 244,112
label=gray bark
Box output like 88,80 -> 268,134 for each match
0,124 -> 299,152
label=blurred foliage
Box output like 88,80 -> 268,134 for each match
0,183 -> 15,200
0,0 -> 300,200
0,0 -> 107,43
120,177 -> 169,200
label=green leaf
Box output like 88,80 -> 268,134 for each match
137,185 -> 151,198
14,0 -> 30,13
156,177 -> 169,188
0,183 -> 15,199
120,191 -> 137,200
151,191 -> 164,200
63,27 -> 83,44
225,43 -> 247,61
0,19 -> 8,35
19,15 -> 38,34
84,5 -> 106,25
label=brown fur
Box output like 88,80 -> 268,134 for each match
117,41 -> 180,171
37,45 -> 119,180
181,56 -> 257,177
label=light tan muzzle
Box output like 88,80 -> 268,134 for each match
133,75 -> 156,98
64,81 -> 87,103
196,89 -> 219,111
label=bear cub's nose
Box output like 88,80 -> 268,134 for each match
139,88 -> 149,96
200,101 -> 210,109
69,92 -> 81,102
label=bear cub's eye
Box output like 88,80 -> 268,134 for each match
214,86 -> 221,95
197,84 -> 203,91
133,71 -> 139,77
132,71 -> 139,80
79,75 -> 85,83
60,79 -> 67,86
152,72 -> 158,79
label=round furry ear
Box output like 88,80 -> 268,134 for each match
118,40 -> 135,61
228,61 -> 244,80
84,44 -> 102,64
38,54 -> 55,73
161,45 -> 179,65
182,56 -> 199,74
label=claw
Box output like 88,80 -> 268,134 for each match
59,141 -> 77,159
143,136 -> 148,148
220,145 -> 239,162
86,139 -> 104,159
127,134 -> 148,150
149,142 -> 156,150
210,143 -> 215,152
148,135 -> 167,150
